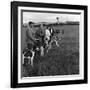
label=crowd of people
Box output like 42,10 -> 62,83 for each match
22,21 -> 63,66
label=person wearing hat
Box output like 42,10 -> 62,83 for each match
26,21 -> 36,45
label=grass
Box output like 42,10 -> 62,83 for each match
21,25 -> 79,77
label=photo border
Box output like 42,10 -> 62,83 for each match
11,1 -> 88,88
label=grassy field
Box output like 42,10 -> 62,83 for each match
21,24 -> 79,77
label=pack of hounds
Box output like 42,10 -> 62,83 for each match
22,26 -> 64,67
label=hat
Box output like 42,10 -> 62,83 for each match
28,21 -> 34,25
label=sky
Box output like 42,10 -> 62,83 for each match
23,12 -> 80,24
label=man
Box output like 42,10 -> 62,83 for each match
45,26 -> 51,46
39,24 -> 46,56
26,21 -> 36,45
23,22 -> 42,66
22,21 -> 35,58
35,24 -> 46,56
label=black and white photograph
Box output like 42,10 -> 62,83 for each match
11,1 -> 87,88
21,11 -> 80,77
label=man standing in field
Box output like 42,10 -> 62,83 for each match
45,26 -> 51,46
26,21 -> 36,45
35,24 -> 46,56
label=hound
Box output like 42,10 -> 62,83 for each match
22,43 -> 40,67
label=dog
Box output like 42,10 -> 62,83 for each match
45,27 -> 63,52
22,43 -> 40,67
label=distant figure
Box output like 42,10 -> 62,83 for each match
56,17 -> 60,24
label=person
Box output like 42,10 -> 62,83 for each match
35,24 -> 46,56
26,21 -> 36,45
45,26 -> 51,46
